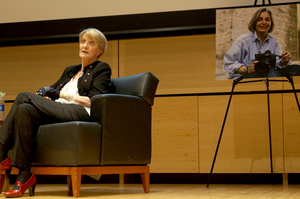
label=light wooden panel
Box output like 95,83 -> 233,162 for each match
151,96 -> 199,173
118,35 -> 285,95
0,41 -> 119,101
199,94 -> 284,173
4,103 -> 12,119
1,33 -> 296,175
282,92 -> 300,173
119,35 -> 230,94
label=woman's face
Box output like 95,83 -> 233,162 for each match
79,34 -> 102,62
255,11 -> 271,34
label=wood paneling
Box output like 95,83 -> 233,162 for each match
1,34 -> 300,175
4,103 -> 12,119
119,35 -> 286,95
283,92 -> 300,173
199,94 -> 284,173
151,96 -> 199,173
119,34 -> 233,94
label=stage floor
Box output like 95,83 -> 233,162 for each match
2,183 -> 300,198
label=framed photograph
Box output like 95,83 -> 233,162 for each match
216,4 -> 300,80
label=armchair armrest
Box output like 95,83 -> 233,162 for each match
91,94 -> 152,165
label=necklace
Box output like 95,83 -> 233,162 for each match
78,71 -> 83,77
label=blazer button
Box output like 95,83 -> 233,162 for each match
84,80 -> 87,82
90,65 -> 92,68
60,84 -> 63,86
87,73 -> 90,76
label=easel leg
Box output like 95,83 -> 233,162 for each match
286,76 -> 300,112
282,173 -> 288,186
265,78 -> 274,183
206,79 -> 238,188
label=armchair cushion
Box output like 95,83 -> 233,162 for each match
33,121 -> 102,166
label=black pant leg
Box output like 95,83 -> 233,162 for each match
0,92 -> 90,170
11,103 -> 41,171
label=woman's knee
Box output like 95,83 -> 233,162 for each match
14,92 -> 43,107
15,104 -> 38,117
15,104 -> 41,125
15,92 -> 35,100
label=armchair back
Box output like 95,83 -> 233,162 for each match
111,71 -> 159,106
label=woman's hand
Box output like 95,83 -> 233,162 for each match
43,96 -> 51,100
36,87 -> 60,100
280,51 -> 292,66
281,51 -> 292,61
75,96 -> 91,108
248,60 -> 258,74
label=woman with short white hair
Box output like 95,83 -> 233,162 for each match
0,28 -> 113,197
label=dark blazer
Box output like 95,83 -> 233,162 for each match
51,61 -> 113,98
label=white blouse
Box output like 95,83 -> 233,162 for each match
55,78 -> 90,115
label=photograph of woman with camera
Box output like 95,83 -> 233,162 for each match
222,7 -> 292,79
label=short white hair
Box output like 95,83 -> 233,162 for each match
79,28 -> 107,56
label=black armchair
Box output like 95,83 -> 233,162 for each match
0,71 -> 159,197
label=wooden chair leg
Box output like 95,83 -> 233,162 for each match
3,172 -> 10,193
140,166 -> 150,193
0,173 -> 9,193
3,178 -> 9,192
119,174 -> 124,184
67,175 -> 72,191
0,174 -> 5,193
71,167 -> 82,197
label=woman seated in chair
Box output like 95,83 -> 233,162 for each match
0,28 -> 113,197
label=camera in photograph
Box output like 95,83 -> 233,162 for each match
254,50 -> 277,75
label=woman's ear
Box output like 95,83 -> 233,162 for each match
98,50 -> 103,57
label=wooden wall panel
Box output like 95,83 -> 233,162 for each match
4,103 -> 12,119
119,34 -> 233,95
199,94 -> 284,173
118,35 -> 285,95
1,34 -> 298,175
0,41 -> 119,101
151,96 -> 199,173
283,93 -> 300,173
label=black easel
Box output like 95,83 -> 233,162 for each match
254,0 -> 272,6
206,76 -> 300,188
207,0 -> 300,188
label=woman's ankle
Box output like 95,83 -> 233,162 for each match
17,169 -> 32,184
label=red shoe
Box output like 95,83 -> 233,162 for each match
4,174 -> 37,197
0,157 -> 12,173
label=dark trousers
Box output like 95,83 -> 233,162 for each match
0,92 -> 90,171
